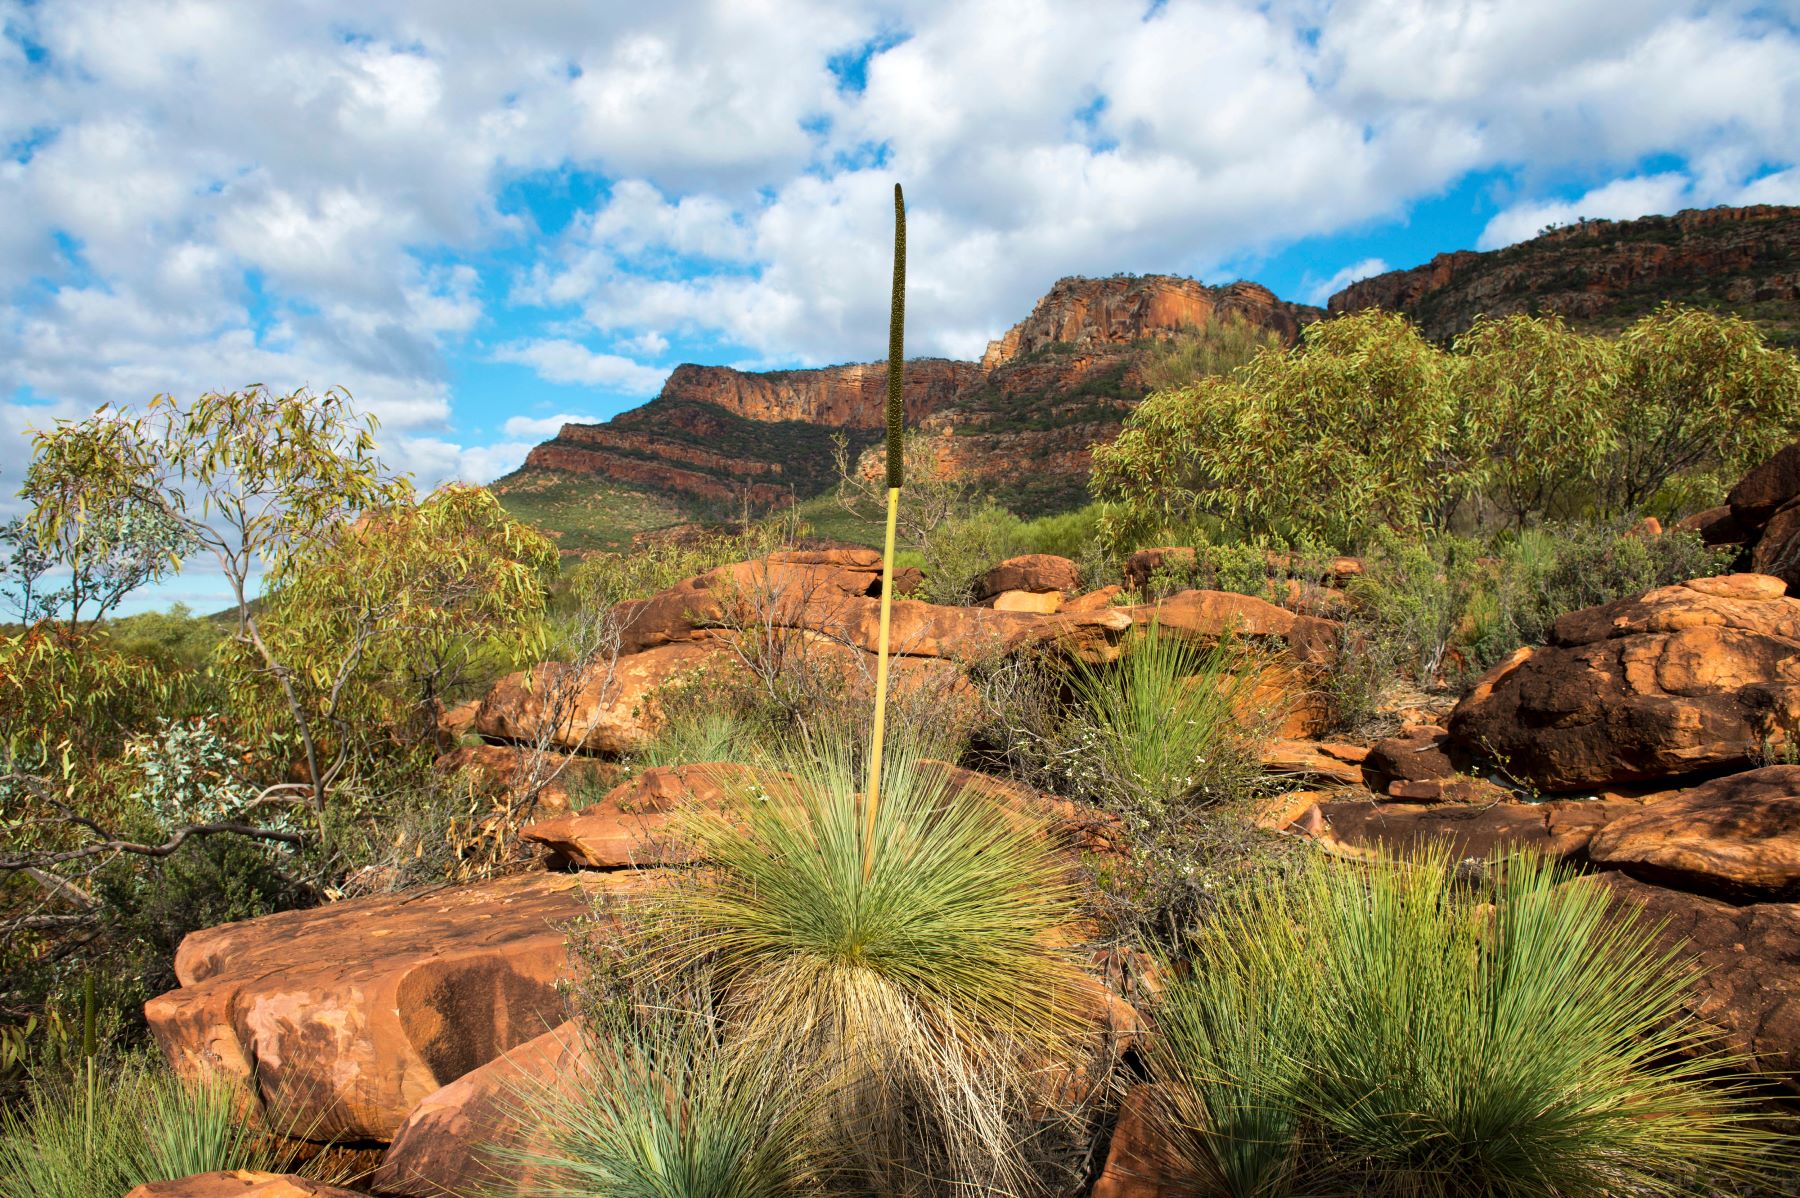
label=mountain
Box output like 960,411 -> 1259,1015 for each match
495,275 -> 1320,540
1328,204 -> 1800,346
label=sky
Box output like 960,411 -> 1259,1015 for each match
3,0 -> 1799,611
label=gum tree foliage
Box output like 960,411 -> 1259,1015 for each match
1093,305 -> 1800,549
0,507 -> 191,634
21,386 -> 411,839
1094,310 -> 1461,549
230,483 -> 557,788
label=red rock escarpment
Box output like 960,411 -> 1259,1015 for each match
657,357 -> 979,427
1329,204 -> 1800,342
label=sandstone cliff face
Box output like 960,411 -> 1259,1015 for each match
510,274 -> 1320,521
983,276 -> 1316,368
657,358 -> 979,428
1329,204 -> 1800,344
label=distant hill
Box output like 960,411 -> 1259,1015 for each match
1328,204 -> 1800,346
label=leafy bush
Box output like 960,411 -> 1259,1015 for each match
0,1057 -> 284,1198
1094,306 -> 1800,548
916,502 -> 1026,604
1148,849 -> 1783,1197
649,736 -> 1100,1196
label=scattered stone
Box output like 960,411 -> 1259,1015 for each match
1447,574 -> 1800,791
519,763 -> 769,868
1363,725 -> 1457,789
977,553 -> 1080,600
1596,873 -> 1800,1092
146,871 -> 648,1142
1587,765 -> 1800,899
434,743 -> 628,814
126,1174 -> 368,1198
1260,739 -> 1367,786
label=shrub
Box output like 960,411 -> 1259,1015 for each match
649,736 -> 1100,1195
511,1013 -> 817,1198
1148,849 -> 1783,1197
0,1056 -> 283,1198
1064,628 -> 1260,816
1140,313 -> 1286,393
917,502 -> 1026,604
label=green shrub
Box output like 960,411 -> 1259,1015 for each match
1140,314 -> 1286,393
1347,530 -> 1485,690
0,1057 -> 281,1198
917,502 -> 1025,604
650,735 -> 1098,1195
1149,849 -> 1783,1197
1064,628 -> 1260,816
511,1014 -> 817,1198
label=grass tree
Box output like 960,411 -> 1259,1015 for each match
1148,849 -> 1785,1197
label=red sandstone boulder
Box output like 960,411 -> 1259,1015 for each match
1446,574 -> 1800,791
1128,589 -> 1340,664
1596,873 -> 1800,1091
520,763 -> 768,867
1362,725 -> 1458,790
146,871 -> 648,1142
1259,739 -> 1367,787
126,1175 -> 368,1198
1674,505 -> 1752,547
475,641 -> 727,754
977,553 -> 1080,600
989,589 -> 1062,613
1727,440 -> 1800,530
1587,765 -> 1800,899
371,1021 -> 587,1198
1065,585 -> 1123,612
1750,500 -> 1800,592
1089,1086 -> 1198,1198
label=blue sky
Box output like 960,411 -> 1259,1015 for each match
2,0 -> 1798,611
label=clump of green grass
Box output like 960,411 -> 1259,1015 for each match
0,1056 -> 280,1198
1149,848 -> 1786,1197
1065,626 -> 1260,814
650,734 -> 1102,1196
512,1012 -> 819,1198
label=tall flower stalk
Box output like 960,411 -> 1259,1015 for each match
862,182 -> 905,880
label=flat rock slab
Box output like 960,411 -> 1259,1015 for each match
1448,574 -> 1800,791
126,1173 -> 368,1198
1126,589 -> 1339,664
1597,873 -> 1800,1090
1259,739 -> 1368,786
1588,765 -> 1800,899
371,1020 -> 588,1198
1314,797 -> 1649,862
147,871 -> 646,1143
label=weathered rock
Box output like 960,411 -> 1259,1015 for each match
1259,739 -> 1368,787
1065,585 -> 1123,612
990,589 -> 1063,613
520,763 -> 768,868
977,554 -> 1080,600
146,872 -> 646,1142
1596,873 -> 1800,1090
475,641 -> 728,754
1362,725 -> 1457,789
1089,1086 -> 1198,1198
1447,574 -> 1800,791
1313,796 -> 1647,862
1242,662 -> 1333,738
1587,765 -> 1800,899
1675,504 -> 1753,546
372,1021 -> 587,1198
434,743 -> 629,814
1122,547 -> 1197,592
1129,590 -> 1340,664
126,1174 -> 369,1198
1728,439 -> 1800,530
1749,499 -> 1800,592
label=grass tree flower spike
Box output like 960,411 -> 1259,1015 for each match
863,182 -> 905,879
